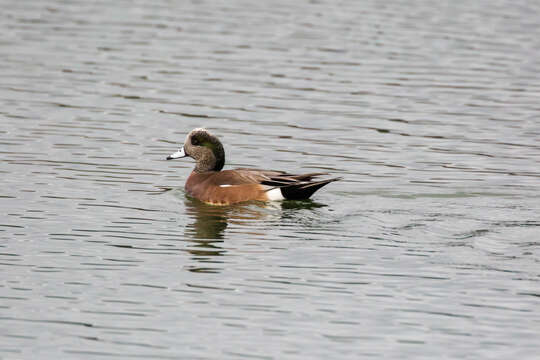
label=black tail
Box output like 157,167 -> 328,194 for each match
280,177 -> 342,200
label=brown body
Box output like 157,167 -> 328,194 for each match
185,170 -> 270,205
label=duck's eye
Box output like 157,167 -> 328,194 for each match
191,137 -> 200,146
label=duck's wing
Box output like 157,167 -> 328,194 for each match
229,168 -> 341,200
231,168 -> 329,185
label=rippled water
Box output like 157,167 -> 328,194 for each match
1,0 -> 540,358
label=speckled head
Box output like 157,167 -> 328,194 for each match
166,128 -> 225,172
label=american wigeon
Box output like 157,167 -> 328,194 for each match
166,128 -> 341,205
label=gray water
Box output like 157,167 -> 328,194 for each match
1,0 -> 540,359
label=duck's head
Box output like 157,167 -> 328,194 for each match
166,128 -> 225,172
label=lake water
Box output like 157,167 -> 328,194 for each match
1,0 -> 539,359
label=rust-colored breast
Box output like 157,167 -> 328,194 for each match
185,171 -> 269,205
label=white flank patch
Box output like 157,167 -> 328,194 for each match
219,184 -> 233,188
266,187 -> 285,201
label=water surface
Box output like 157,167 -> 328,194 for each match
1,0 -> 539,359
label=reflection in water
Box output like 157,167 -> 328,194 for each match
183,196 -> 271,240
182,196 -> 275,273
182,196 -> 330,273
184,198 -> 229,240
183,196 -> 328,240
280,199 -> 327,212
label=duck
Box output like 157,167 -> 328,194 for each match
166,128 -> 341,205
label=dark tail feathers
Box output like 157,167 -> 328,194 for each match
280,177 -> 342,200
